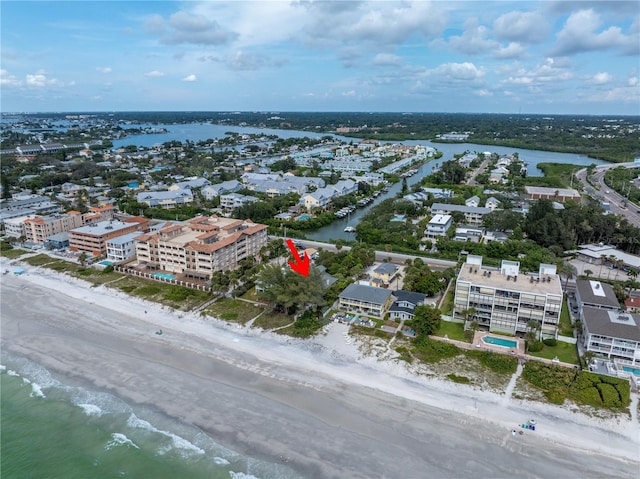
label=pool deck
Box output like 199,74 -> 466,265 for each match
472,331 -> 525,357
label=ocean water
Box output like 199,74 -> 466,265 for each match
1,354 -> 303,479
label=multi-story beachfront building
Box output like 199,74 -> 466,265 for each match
106,232 -> 142,262
453,255 -> 563,339
69,219 -> 149,256
24,212 -> 84,244
133,216 -> 268,280
581,308 -> 640,367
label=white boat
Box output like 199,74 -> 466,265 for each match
344,226 -> 356,233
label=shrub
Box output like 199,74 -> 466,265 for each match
136,285 -> 162,297
543,338 -> 557,347
528,341 -> 544,352
597,383 -> 622,408
164,286 -> 196,302
102,265 -> 114,274
395,346 -> 413,363
447,373 -> 471,384
473,351 -> 518,375
412,336 -> 461,363
119,285 -> 137,293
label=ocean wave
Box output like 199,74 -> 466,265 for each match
229,472 -> 262,479
29,382 -> 46,398
7,369 -> 19,376
77,403 -> 103,417
214,457 -> 231,465
127,414 -> 205,456
105,432 -> 139,450
0,364 -> 6,371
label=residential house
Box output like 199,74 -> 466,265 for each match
489,166 -> 509,184
201,180 -> 242,200
69,219 -> 149,256
372,262 -> 399,287
625,297 -> 640,313
136,189 -> 194,209
389,290 -> 427,321
454,225 -> 485,242
485,197 -> 500,210
44,231 -> 69,250
581,308 -> 640,367
425,214 -> 453,240
338,283 -> 396,318
169,177 -> 210,190
575,244 -> 640,273
465,196 -> 480,208
134,216 -> 268,280
453,256 -> 563,339
220,193 -> 259,210
575,280 -> 620,313
82,205 -> 114,225
430,203 -> 491,226
106,232 -> 143,262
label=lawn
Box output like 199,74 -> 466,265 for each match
559,301 -> 573,337
204,298 -> 264,324
240,287 -> 258,301
528,341 -> 579,365
109,276 -> 209,311
433,320 -> 467,342
0,248 -> 26,259
440,284 -> 455,314
23,254 -> 62,267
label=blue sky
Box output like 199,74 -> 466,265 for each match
1,1 -> 639,114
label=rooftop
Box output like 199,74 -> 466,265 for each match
575,280 -> 620,308
457,262 -> 562,296
582,306 -> 640,342
71,220 -> 137,236
339,283 -> 394,305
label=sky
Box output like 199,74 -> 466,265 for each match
1,1 -> 639,115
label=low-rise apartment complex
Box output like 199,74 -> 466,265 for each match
581,308 -> 640,367
453,256 -> 563,339
134,216 -> 268,280
69,219 -> 149,256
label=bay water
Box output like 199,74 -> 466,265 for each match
1,353 -> 303,479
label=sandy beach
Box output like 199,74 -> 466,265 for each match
1,261 -> 639,479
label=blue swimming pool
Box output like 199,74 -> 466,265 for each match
482,335 -> 518,348
622,366 -> 640,376
98,260 -> 113,266
297,214 -> 311,221
154,272 -> 176,281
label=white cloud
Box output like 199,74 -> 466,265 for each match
96,67 -> 112,74
182,74 -> 197,82
628,76 -> 639,86
552,9 -> 639,55
26,73 -> 59,87
0,69 -> 22,87
502,58 -> 573,86
493,11 -> 549,44
475,89 -> 493,97
149,10 -> 235,45
591,72 -> 613,84
144,70 -> 165,77
588,86 -> 639,103
431,62 -> 485,81
372,53 -> 403,67
439,18 -> 499,55
494,42 -> 526,59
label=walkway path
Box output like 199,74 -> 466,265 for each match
502,362 -> 524,406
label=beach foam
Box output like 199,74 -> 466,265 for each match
127,414 -> 205,456
105,432 -> 139,450
78,403 -> 103,417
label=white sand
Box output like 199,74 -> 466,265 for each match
2,258 -> 639,479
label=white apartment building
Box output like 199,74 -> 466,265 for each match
23,212 -> 84,244
3,215 -> 32,238
453,256 -> 563,339
134,216 -> 268,280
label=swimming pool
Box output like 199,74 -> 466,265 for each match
98,260 -> 113,266
153,272 -> 176,281
297,214 -> 311,221
482,335 -> 518,348
622,366 -> 640,376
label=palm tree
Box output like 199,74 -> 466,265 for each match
78,252 -> 88,266
584,269 -> 593,279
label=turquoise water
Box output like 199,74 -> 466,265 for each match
622,366 -> 640,376
154,273 -> 176,281
1,354 -> 302,479
98,260 -> 113,266
297,215 -> 311,221
482,336 -> 518,348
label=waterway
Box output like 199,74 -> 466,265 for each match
111,122 -> 608,242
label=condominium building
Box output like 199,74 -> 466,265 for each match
69,219 -> 148,256
453,256 -> 563,339
134,216 -> 268,280
581,307 -> 640,367
424,214 -> 453,239
106,232 -> 143,262
574,279 -> 620,314
23,212 -> 84,244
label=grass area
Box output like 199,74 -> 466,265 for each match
252,309 -> 292,330
527,341 -> 579,365
440,283 -> 455,314
108,275 -> 209,310
0,246 -> 26,259
559,301 -> 573,337
433,320 -> 467,342
23,254 -> 62,266
203,298 -> 264,324
522,361 -> 630,410
240,287 -> 258,301
275,311 -> 325,339
22,254 -> 126,286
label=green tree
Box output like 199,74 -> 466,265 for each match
412,305 -> 442,337
256,264 -> 325,315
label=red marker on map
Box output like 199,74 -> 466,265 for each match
286,239 -> 309,277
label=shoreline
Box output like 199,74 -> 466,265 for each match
2,260 -> 639,478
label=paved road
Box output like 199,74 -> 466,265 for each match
575,165 -> 640,227
270,236 -> 457,270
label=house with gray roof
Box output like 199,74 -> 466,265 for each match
136,189 -> 193,209
430,203 -> 491,226
575,279 -> 620,313
169,177 -> 210,190
201,180 -> 243,200
581,307 -> 640,367
338,283 -> 395,318
389,290 -> 428,321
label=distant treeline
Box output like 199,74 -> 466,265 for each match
11,111 -> 640,163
